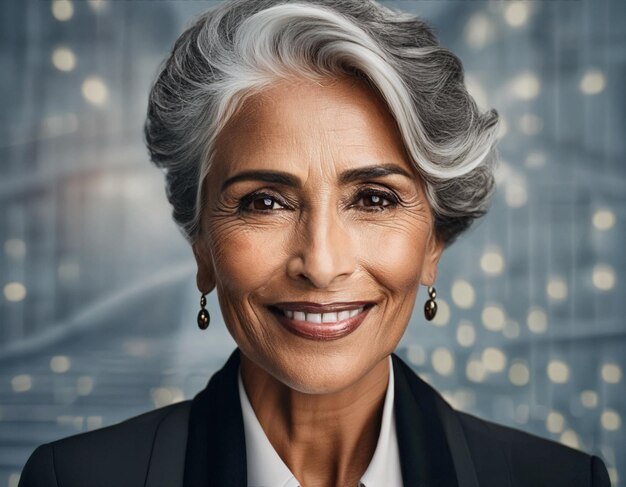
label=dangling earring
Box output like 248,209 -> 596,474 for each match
197,293 -> 210,330
424,286 -> 437,321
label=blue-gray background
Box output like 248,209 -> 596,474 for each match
1,0 -> 624,485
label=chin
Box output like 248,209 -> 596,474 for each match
266,349 -> 373,395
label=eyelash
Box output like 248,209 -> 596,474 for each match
237,188 -> 401,214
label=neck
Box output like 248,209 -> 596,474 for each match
240,353 -> 390,487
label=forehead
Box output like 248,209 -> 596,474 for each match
211,76 -> 415,179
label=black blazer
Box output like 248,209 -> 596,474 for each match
19,348 -> 611,487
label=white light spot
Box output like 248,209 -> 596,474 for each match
456,320 -> 476,347
482,347 -> 507,372
601,409 -> 621,431
510,72 -> 541,100
579,69 -> 606,95
496,116 -> 509,140
465,74 -> 490,111
601,363 -> 622,384
4,239 -> 26,259
406,344 -> 426,366
445,389 -> 475,410
525,151 -> 547,169
504,1 -> 529,27
547,277 -> 568,301
73,416 -> 84,429
592,264 -> 616,291
50,356 -> 71,373
466,359 -> 486,383
560,429 -> 580,449
527,307 -> 548,334
503,320 -> 520,339
592,208 -> 615,231
494,159 -> 512,186
52,0 -> 73,21
82,76 -> 109,106
505,174 -> 528,208
546,410 -> 565,433
42,113 -> 79,138
88,0 -> 108,12
52,46 -> 76,72
514,404 -> 529,424
123,340 -> 150,357
580,390 -> 598,409
480,247 -> 504,275
77,376 -> 94,396
56,415 -> 72,426
608,468 -> 619,486
465,13 -> 496,50
451,279 -> 475,309
87,416 -> 103,430
12,374 -> 32,393
431,298 -> 450,326
508,361 -> 529,386
3,282 -> 26,302
432,347 -> 455,376
482,304 -> 506,331
547,360 -> 570,383
151,387 -> 184,408
8,473 -> 20,487
518,114 -> 543,135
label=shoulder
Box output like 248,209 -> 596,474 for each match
456,409 -> 611,487
19,400 -> 191,487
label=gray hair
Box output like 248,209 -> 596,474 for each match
144,0 -> 499,247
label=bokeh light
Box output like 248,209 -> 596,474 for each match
579,69 -> 606,95
547,360 -> 570,384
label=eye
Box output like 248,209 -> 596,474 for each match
353,189 -> 399,211
238,192 -> 288,213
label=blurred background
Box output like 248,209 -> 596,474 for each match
1,0 -> 624,485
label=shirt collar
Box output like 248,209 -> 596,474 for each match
237,355 -> 402,487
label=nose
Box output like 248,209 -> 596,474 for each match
287,204 -> 357,289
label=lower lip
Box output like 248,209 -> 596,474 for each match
269,305 -> 373,341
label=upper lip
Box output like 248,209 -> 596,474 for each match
270,301 -> 374,313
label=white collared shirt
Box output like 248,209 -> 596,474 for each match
237,355 -> 403,487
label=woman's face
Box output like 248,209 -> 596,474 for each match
193,76 -> 444,394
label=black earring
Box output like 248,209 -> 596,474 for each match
424,286 -> 437,321
197,293 -> 210,330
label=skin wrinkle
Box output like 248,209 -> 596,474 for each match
192,76 -> 444,487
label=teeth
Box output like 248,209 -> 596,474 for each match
322,312 -> 338,323
282,307 -> 365,323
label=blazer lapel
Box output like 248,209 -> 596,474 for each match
392,353 -> 480,487
183,348 -> 247,487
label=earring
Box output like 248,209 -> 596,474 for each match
424,286 -> 437,321
197,293 -> 210,330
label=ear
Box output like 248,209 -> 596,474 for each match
420,232 -> 445,287
192,240 -> 217,294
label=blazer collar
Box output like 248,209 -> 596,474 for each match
391,353 -> 479,487
182,348 -> 479,487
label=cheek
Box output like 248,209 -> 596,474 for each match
358,224 -> 427,292
211,226 -> 286,294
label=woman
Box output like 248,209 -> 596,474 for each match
19,0 -> 611,486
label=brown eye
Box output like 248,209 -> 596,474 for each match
239,192 -> 287,213
354,189 -> 399,211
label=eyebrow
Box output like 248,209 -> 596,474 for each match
220,163 -> 414,192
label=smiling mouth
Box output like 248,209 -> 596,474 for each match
267,304 -> 374,341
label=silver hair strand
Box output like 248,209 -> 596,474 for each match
144,0 -> 500,247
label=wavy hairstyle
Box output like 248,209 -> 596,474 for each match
144,0 -> 500,247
